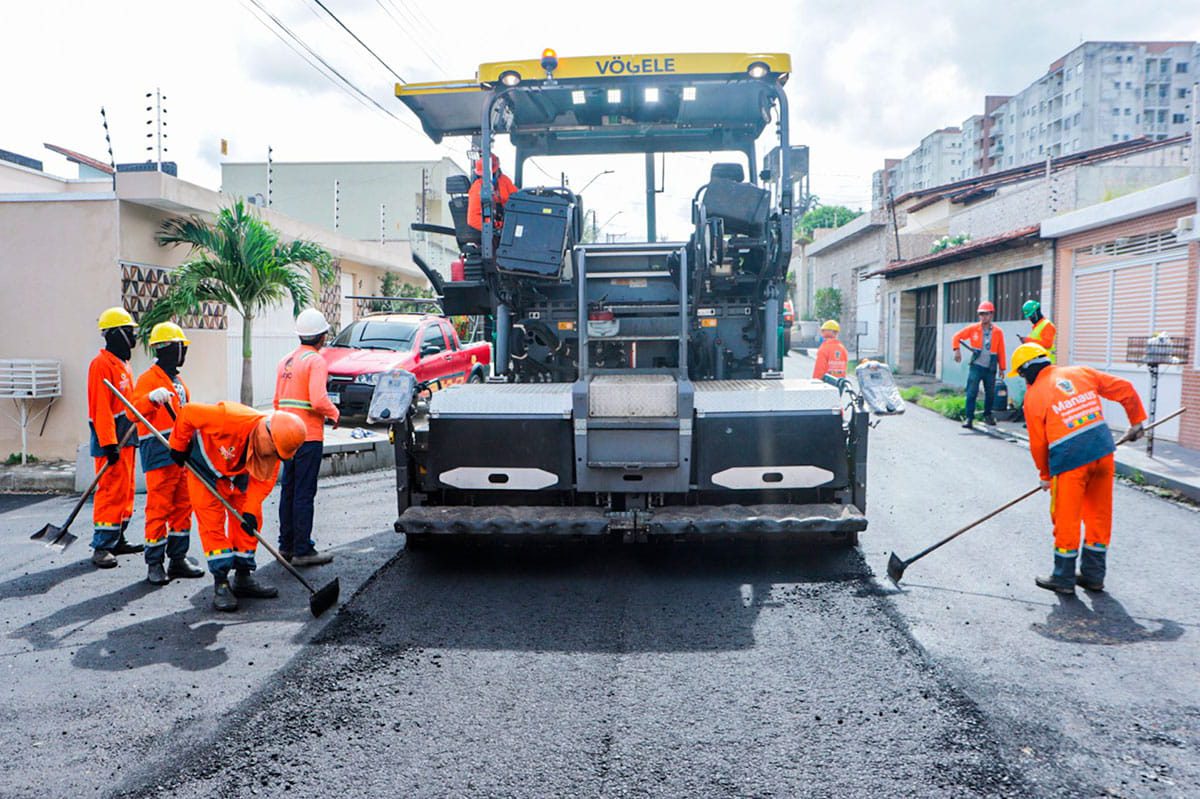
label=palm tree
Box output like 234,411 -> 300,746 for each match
144,200 -> 335,404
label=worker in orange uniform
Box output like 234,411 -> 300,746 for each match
1021,300 -> 1056,362
274,308 -> 339,567
1010,343 -> 1146,594
467,153 -> 518,232
168,403 -> 306,612
812,320 -> 850,380
131,322 -> 205,586
951,301 -> 1007,429
87,307 -> 144,568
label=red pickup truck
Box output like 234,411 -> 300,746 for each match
321,312 -> 491,418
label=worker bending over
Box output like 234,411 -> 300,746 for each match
951,301 -> 1006,429
87,307 -> 144,568
168,403 -> 305,612
274,309 -> 339,566
132,322 -> 205,586
467,154 -> 517,232
1010,343 -> 1146,594
1021,300 -> 1056,362
812,320 -> 849,380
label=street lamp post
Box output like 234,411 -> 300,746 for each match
579,169 -> 615,195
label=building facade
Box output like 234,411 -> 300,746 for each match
221,158 -> 465,279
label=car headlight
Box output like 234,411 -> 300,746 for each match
353,372 -> 382,386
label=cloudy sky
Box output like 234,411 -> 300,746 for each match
3,0 -> 1197,238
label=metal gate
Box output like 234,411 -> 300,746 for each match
913,286 -> 937,375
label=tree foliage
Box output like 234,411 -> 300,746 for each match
813,287 -> 843,324
794,205 -> 863,242
144,200 -> 334,404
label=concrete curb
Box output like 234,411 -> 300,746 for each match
0,465 -> 75,493
907,402 -> 1200,505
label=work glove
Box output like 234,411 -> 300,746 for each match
101,444 -> 121,466
1127,422 -> 1145,441
169,448 -> 189,466
241,512 -> 258,535
148,387 -> 173,405
1039,479 -> 1052,492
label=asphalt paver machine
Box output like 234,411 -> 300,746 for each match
377,51 -> 879,544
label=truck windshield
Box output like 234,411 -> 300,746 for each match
329,320 -> 420,352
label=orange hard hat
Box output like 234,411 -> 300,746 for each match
247,411 -> 306,481
977,301 -> 995,314
474,153 -> 501,175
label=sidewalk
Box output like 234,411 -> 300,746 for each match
790,348 -> 1200,504
0,423 -> 393,494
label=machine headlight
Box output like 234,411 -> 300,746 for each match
500,70 -> 521,87
747,62 -> 769,79
353,372 -> 383,385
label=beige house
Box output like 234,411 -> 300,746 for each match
0,154 -> 426,462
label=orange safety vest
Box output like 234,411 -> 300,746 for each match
132,364 -> 190,472
813,338 -> 849,379
1027,318 -> 1057,362
274,345 -> 338,441
87,349 -> 135,455
467,173 -> 517,231
951,322 -> 1007,372
168,402 -> 278,518
1022,365 -> 1146,480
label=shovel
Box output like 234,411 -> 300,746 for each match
887,406 -> 1187,587
30,424 -> 138,551
104,380 -> 340,617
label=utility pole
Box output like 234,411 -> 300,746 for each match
266,145 -> 273,207
100,107 -> 116,190
380,203 -> 386,244
333,179 -> 340,230
888,192 -> 902,261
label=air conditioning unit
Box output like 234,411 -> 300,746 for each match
1173,214 -> 1198,242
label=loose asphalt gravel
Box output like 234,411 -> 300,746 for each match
2,354 -> 1197,798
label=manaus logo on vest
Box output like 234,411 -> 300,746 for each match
1055,378 -> 1075,395
595,57 -> 677,76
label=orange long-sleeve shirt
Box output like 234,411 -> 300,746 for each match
274,345 -> 338,441
467,173 -> 517,231
1022,365 -> 1146,480
168,402 -> 278,518
812,338 -> 850,379
132,365 -> 190,471
87,349 -> 135,455
951,322 -> 1006,372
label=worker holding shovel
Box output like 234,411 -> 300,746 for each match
167,402 -> 306,612
87,307 -> 144,568
131,322 -> 205,586
1010,343 -> 1146,594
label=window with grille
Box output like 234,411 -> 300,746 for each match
990,266 -> 1042,321
944,277 -> 981,324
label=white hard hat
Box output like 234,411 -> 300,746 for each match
295,308 -> 330,337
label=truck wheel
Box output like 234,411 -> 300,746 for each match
405,533 -> 432,550
468,370 -> 484,384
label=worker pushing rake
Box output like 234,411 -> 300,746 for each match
889,342 -> 1184,595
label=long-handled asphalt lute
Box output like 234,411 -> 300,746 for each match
30,424 -> 138,551
104,380 -> 340,617
887,406 -> 1187,586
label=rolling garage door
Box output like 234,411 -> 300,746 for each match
1071,257 -> 1189,365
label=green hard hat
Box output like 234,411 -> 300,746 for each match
1021,300 -> 1040,319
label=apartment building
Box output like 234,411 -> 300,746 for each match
884,128 -> 964,197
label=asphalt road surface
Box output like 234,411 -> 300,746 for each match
1,355 -> 1196,798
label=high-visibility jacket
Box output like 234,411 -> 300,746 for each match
132,364 -> 190,472
274,345 -> 338,441
1026,318 -> 1057,362
87,349 -> 135,456
168,402 -> 277,519
951,322 -> 1007,372
812,338 -> 850,379
467,173 -> 517,231
1022,365 -> 1146,480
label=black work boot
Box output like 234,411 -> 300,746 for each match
1076,548 -> 1107,592
1036,553 -> 1077,594
212,577 -> 239,612
112,538 -> 145,556
147,562 -> 169,585
983,413 -> 997,426
231,569 -> 279,599
961,420 -> 974,430
91,549 -> 117,569
167,557 -> 205,579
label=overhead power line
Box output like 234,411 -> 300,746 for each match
374,0 -> 445,75
309,0 -> 407,84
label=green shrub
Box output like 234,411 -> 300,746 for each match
5,453 -> 37,465
918,393 -> 969,421
900,386 -> 925,402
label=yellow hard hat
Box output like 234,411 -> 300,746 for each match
1008,342 -> 1049,377
148,321 -> 190,348
98,307 -> 135,331
821,320 -> 840,332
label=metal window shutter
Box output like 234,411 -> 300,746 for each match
1072,271 -> 1111,364
1152,258 -> 1189,337
1111,266 -> 1154,364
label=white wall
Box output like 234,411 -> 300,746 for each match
225,301 -> 299,408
